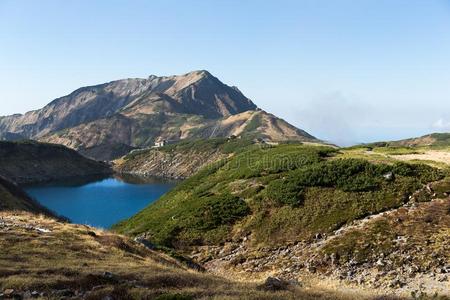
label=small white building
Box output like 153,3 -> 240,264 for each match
154,139 -> 167,148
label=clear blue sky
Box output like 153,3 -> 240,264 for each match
1,0 -> 450,145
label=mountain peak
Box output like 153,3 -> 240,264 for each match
185,69 -> 212,77
174,69 -> 217,86
0,70 -> 317,160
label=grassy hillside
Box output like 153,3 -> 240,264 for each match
0,211 -> 372,300
114,143 -> 444,248
113,142 -> 450,296
0,176 -> 55,216
339,142 -> 450,169
0,140 -> 111,184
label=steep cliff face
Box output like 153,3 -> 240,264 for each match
0,141 -> 111,184
0,71 -> 319,160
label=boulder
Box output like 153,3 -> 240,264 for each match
383,172 -> 395,181
258,277 -> 291,291
134,236 -> 156,250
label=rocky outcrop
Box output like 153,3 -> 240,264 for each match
114,143 -> 228,179
0,70 -> 318,160
0,140 -> 111,184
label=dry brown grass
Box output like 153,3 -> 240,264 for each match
0,211 -> 377,299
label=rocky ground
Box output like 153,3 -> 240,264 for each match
191,196 -> 450,299
114,146 -> 227,179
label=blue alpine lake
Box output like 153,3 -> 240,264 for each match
25,175 -> 176,228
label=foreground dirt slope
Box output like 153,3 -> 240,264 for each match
0,211 -> 381,300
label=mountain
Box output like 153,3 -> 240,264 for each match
0,70 -> 318,160
389,133 -> 450,147
0,140 -> 111,184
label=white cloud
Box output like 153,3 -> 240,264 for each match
432,118 -> 450,130
290,91 -> 373,146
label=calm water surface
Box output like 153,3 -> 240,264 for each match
25,175 -> 176,228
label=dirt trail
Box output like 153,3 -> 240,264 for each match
390,150 -> 450,165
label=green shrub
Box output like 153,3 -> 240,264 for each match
392,162 -> 444,183
262,158 -> 442,208
194,194 -> 250,230
285,159 -> 386,192
265,178 -> 304,207
243,114 -> 262,133
226,145 -> 335,179
115,143 -> 444,248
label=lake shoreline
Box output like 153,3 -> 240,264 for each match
24,174 -> 176,229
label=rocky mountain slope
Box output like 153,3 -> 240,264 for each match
361,133 -> 450,149
0,140 -> 111,184
0,70 -> 318,160
114,138 -> 257,179
114,143 -> 450,297
390,133 -> 450,147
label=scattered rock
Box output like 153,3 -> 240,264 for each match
383,172 -> 395,181
134,236 -> 155,250
388,277 -> 405,288
376,259 -> 385,267
258,277 -> 290,291
35,227 -> 51,233
287,279 -> 301,287
30,291 -> 40,298
102,271 -> 115,279
3,289 -> 15,296
53,289 -> 74,297
1,289 -> 21,299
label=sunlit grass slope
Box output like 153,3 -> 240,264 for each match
114,143 -> 444,248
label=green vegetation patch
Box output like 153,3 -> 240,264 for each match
123,137 -> 256,161
114,143 -> 444,248
429,133 -> 450,145
243,113 -> 262,133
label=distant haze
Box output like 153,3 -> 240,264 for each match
1,0 -> 450,145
